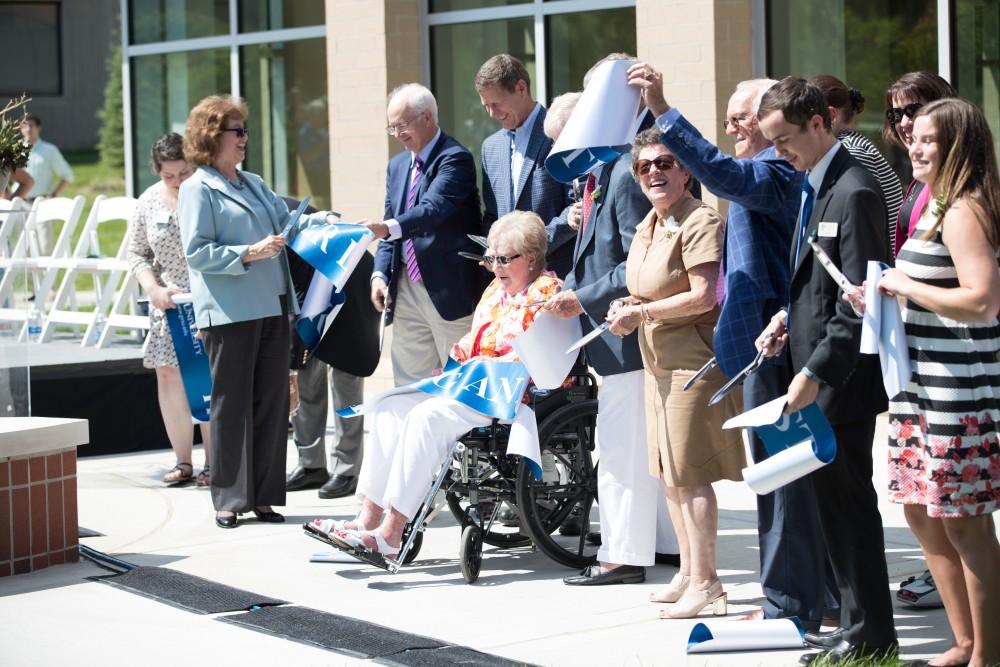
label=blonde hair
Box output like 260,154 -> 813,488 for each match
488,210 -> 548,270
544,91 -> 581,139
183,95 -> 248,167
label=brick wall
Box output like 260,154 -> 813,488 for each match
0,448 -> 79,577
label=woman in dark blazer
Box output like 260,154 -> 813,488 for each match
178,95 -> 335,528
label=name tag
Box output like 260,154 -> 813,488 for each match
817,222 -> 838,238
153,210 -> 173,226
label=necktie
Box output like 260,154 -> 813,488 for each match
793,178 -> 815,269
506,129 -> 517,207
580,173 -> 596,237
403,157 -> 423,282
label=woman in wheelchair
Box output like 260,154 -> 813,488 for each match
309,211 -> 560,560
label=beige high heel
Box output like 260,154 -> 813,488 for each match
649,573 -> 690,603
658,579 -> 727,619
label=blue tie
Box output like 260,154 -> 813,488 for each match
793,178 -> 815,269
506,129 -> 516,208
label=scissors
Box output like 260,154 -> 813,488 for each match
708,335 -> 772,406
683,357 -> 717,391
467,234 -> 489,249
458,251 -> 485,262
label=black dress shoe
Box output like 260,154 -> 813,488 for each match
804,628 -> 844,649
799,639 -> 898,665
655,552 -> 681,567
215,512 -> 238,529
317,475 -> 358,499
585,531 -> 601,546
252,508 -> 285,523
563,564 -> 645,586
286,467 -> 329,492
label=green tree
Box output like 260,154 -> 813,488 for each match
97,38 -> 124,171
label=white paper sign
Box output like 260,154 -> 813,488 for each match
686,618 -> 806,653
742,440 -> 828,495
512,311 -> 582,390
860,261 -> 912,399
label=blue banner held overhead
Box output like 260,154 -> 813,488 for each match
289,223 -> 374,292
164,298 -> 212,423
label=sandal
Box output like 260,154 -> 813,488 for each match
331,529 -> 400,560
164,462 -> 194,486
897,570 -> 942,608
196,466 -> 211,487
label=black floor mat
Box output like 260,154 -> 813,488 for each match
218,605 -> 447,658
92,566 -> 287,614
378,646 -> 536,667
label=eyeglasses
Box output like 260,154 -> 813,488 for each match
635,155 -> 678,177
482,253 -> 522,266
722,113 -> 752,130
886,102 -> 923,126
386,118 -> 419,136
221,126 -> 249,138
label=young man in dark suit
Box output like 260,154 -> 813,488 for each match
365,84 -> 484,386
476,54 -> 576,277
756,76 -> 896,664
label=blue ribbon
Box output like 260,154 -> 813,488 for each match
755,403 -> 836,464
164,302 -> 211,423
289,223 -> 372,292
544,146 -> 628,184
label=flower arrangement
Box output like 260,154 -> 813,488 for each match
0,95 -> 31,180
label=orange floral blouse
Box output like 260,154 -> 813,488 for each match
451,273 -> 562,363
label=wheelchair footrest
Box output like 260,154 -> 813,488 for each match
302,523 -> 399,573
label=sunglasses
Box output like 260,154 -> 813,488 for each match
221,126 -> 250,138
482,253 -> 522,266
886,102 -> 923,126
635,155 -> 678,176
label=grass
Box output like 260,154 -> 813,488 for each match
807,649 -> 908,667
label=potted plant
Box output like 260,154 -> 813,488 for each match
0,95 -> 31,194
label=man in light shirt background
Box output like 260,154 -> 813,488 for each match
21,112 -> 74,254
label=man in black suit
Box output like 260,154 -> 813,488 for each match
755,77 -> 896,664
366,84 -> 484,386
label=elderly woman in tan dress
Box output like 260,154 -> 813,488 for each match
607,127 -> 745,619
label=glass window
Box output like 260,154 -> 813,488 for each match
430,0 -> 530,12
238,0 -> 325,32
240,39 -> 331,210
545,8 -> 637,101
431,18 -> 536,167
954,0 -> 1000,160
130,49 -> 230,193
129,0 -> 229,45
768,0 -> 937,179
0,2 -> 61,97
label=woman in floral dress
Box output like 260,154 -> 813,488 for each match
127,133 -> 212,486
878,99 -> 1000,667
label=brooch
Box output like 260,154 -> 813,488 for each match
591,186 -> 603,203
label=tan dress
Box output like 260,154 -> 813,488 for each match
625,196 -> 745,486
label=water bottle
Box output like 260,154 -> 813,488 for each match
26,306 -> 42,342
93,313 -> 106,341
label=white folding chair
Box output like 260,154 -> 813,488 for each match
41,195 -> 137,345
0,197 -> 31,329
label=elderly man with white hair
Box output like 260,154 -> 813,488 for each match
626,65 -> 834,631
365,83 -> 485,386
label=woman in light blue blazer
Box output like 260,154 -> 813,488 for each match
178,95 -> 335,529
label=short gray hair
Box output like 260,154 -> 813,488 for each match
387,83 -> 438,124
734,78 -> 779,114
583,52 -> 636,88
543,91 -> 581,139
488,210 -> 548,270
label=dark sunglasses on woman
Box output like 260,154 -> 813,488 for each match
221,126 -> 250,138
886,102 -> 923,126
636,155 -> 678,177
482,253 -> 521,266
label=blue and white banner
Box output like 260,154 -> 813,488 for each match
289,223 -> 374,293
687,618 -> 805,653
544,58 -> 643,183
295,271 -> 345,351
860,260 -> 912,400
164,294 -> 211,423
724,395 -> 836,495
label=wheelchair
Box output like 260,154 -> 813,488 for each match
306,360 -> 600,583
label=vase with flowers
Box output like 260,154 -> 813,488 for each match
0,95 -> 31,194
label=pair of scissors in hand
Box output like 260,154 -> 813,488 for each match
708,335 -> 772,406
683,357 -> 717,391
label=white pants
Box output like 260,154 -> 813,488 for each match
390,273 -> 473,386
357,392 -> 538,520
595,370 -> 660,566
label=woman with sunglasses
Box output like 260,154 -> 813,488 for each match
883,71 -> 957,257
308,211 -> 560,559
606,128 -> 744,619
178,95 -> 337,529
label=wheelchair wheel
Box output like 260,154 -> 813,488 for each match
400,522 -> 423,565
515,399 -> 599,569
445,491 -> 532,548
459,524 -> 483,583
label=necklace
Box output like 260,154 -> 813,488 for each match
228,173 -> 245,190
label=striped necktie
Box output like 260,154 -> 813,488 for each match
579,173 -> 596,237
403,157 -> 423,282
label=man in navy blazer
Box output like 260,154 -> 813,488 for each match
475,54 -> 576,277
366,84 -> 484,386
630,66 -> 834,631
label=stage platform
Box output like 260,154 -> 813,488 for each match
0,341 -> 172,457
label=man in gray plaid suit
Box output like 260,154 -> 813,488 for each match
476,54 -> 576,277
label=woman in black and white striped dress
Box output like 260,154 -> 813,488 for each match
877,98 -> 1000,667
811,75 -> 903,253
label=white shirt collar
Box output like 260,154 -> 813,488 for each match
411,129 -> 442,167
512,103 -> 542,147
806,140 -> 842,193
